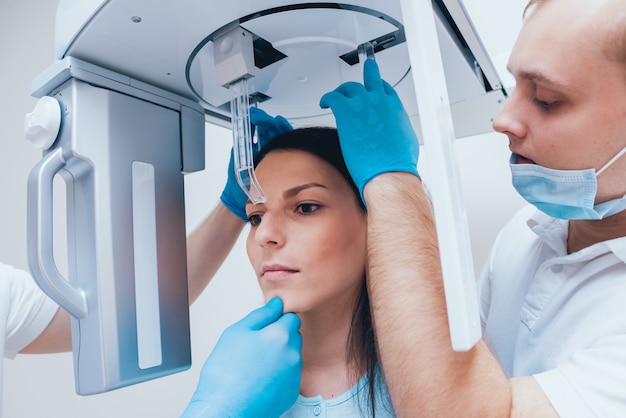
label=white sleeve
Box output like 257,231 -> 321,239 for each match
477,205 -> 537,331
1,262 -> 58,358
476,231 -> 499,330
534,334 -> 626,417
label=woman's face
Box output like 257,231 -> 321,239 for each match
245,149 -> 367,315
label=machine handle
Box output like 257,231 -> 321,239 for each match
27,148 -> 88,318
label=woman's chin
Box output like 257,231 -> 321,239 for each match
264,293 -> 303,314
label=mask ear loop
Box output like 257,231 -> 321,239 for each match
597,146 -> 626,176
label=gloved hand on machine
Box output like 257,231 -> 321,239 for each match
181,297 -> 302,418
320,58 -> 420,203
220,107 -> 293,220
222,59 -> 418,213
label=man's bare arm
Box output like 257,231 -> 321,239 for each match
20,308 -> 71,353
364,172 -> 554,417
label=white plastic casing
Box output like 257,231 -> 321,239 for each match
24,96 -> 62,150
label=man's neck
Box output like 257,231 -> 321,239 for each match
568,211 -> 626,253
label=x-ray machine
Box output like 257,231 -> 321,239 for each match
23,0 -> 507,395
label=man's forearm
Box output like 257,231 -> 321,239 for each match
364,172 -> 511,417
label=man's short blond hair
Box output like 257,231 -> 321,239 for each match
523,0 -> 626,67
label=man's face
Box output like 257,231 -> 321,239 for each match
493,0 -> 626,202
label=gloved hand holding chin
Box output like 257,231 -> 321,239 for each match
181,297 -> 302,418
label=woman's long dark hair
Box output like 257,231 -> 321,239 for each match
255,127 -> 392,417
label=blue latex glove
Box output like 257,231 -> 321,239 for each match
220,107 -> 293,220
319,59 -> 420,202
181,297 -> 302,418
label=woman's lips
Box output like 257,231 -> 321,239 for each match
261,264 -> 299,281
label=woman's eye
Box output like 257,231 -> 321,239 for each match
297,203 -> 320,214
247,214 -> 262,226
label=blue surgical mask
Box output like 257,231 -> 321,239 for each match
510,147 -> 626,220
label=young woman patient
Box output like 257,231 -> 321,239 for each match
245,127 -> 394,417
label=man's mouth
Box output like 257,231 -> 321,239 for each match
515,154 -> 536,164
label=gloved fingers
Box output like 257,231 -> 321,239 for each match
363,58 -> 384,93
319,82 -> 366,110
320,60 -> 390,110
240,297 -> 284,331
272,115 -> 293,134
219,193 -> 248,221
222,106 -> 292,221
259,115 -> 293,147
250,107 -> 293,147
332,81 -> 368,99
319,90 -> 340,110
319,90 -> 342,110
250,106 -> 273,124
272,312 -> 302,342
250,108 -> 291,131
220,149 -> 249,221
249,107 -> 265,144
382,79 -> 400,99
267,313 -> 303,367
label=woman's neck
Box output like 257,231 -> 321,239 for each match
298,305 -> 362,399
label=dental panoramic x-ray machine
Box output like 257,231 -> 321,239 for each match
23,0 -> 507,395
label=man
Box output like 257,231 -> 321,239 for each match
322,0 -> 626,415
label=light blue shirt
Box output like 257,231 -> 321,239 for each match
280,371 -> 395,417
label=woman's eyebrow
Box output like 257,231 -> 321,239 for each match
283,182 -> 327,199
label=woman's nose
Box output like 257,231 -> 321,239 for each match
253,212 -> 284,247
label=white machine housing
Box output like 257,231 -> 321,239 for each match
26,0 -> 507,394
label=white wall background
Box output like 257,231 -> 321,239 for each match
0,0 -> 526,416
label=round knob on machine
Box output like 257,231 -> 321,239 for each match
24,96 -> 62,149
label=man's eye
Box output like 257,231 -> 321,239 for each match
533,98 -> 559,111
247,214 -> 262,226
